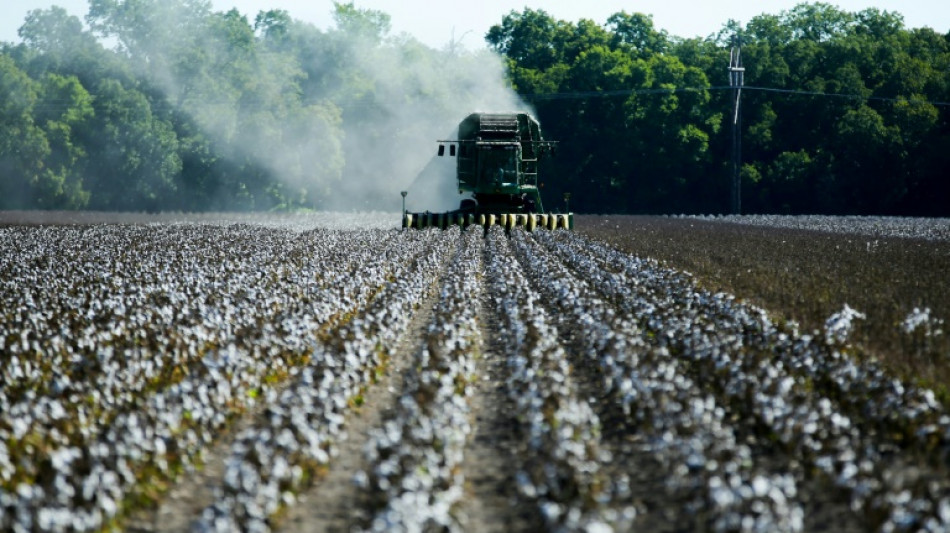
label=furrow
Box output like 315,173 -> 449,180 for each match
278,247 -> 449,533
536,229 -> 950,531
510,228 -> 805,532
484,226 -> 617,532
1,226 -> 413,532
192,228 -> 456,532
358,226 -> 482,531
453,239 -> 546,533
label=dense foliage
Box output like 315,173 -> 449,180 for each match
0,1 -> 948,214
489,5 -> 950,215
0,1 -> 515,212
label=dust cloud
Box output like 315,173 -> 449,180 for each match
90,1 -> 529,213
297,19 -> 530,213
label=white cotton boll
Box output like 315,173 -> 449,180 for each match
823,304 -> 866,345
901,307 -> 944,337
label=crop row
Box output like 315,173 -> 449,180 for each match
196,226 -> 456,531
484,227 -> 614,531
579,215 -> 950,395
528,229 -> 950,532
689,214 -> 950,242
0,211 -> 398,231
360,225 -> 615,531
361,226 -> 481,531
2,220 -> 948,532
512,229 -> 803,532
0,225 -> 439,532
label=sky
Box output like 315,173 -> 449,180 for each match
2,0 -> 949,50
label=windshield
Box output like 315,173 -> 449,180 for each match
479,146 -> 519,187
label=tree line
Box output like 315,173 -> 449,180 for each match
488,5 -> 950,215
0,1 -> 513,212
1,1 -> 948,215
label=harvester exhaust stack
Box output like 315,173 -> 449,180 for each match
403,112 -> 573,231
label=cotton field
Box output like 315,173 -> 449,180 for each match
1,216 -> 948,532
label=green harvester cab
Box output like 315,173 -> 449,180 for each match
403,112 -> 573,231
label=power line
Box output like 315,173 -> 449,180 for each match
520,85 -> 950,107
521,86 -> 710,100
744,85 -> 950,107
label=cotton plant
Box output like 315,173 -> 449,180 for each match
901,307 -> 946,362
824,304 -> 866,346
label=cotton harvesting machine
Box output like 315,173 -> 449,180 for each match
402,112 -> 573,231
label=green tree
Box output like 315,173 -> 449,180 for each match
2,0 -> 947,215
33,73 -> 95,208
254,9 -> 293,49
785,2 -> 855,42
622,55 -> 720,212
86,0 -> 213,66
334,3 -> 389,40
15,7 -> 133,91
0,54 -> 49,208
833,104 -> 904,212
83,79 -> 182,211
487,9 -> 567,73
606,12 -> 668,57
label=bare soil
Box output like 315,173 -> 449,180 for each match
277,292 -> 438,533
125,413 -> 263,532
454,289 -> 544,532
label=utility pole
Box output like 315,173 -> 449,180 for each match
728,34 -> 745,214
401,191 -> 408,229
